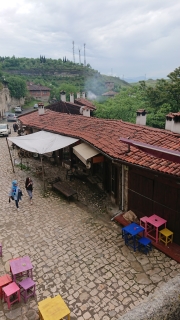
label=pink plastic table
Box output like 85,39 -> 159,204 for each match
9,256 -> 33,282
145,214 -> 167,243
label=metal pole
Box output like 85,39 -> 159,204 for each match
41,156 -> 45,193
121,165 -> 124,211
6,138 -> 15,173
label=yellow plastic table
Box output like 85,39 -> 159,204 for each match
38,297 -> 52,320
159,228 -> 173,246
38,295 -> 70,320
38,297 -> 52,307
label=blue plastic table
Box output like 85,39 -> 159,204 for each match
122,223 -> 144,251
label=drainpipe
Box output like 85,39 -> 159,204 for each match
121,165 -> 124,211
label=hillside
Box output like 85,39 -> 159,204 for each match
0,56 -> 130,97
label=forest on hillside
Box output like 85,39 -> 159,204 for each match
94,67 -> 180,129
0,56 -> 128,99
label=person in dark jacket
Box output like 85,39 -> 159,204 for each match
25,177 -> 33,204
13,123 -> 18,132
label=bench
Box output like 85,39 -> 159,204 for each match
52,181 -> 78,201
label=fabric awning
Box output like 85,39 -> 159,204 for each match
73,143 -> 99,165
8,130 -> 78,154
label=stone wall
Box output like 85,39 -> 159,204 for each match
10,96 -> 25,108
0,86 -> 25,117
118,274 -> 180,320
0,87 -> 11,117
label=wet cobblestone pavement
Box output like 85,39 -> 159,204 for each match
0,125 -> 180,320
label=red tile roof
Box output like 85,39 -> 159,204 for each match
74,98 -> 96,110
19,110 -> 180,177
166,112 -> 180,118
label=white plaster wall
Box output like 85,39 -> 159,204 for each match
171,121 -> 180,134
83,109 -> 90,117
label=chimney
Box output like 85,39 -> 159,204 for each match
82,92 -> 85,99
60,90 -> 66,102
70,93 -> 74,104
166,112 -> 180,133
38,103 -> 44,115
80,106 -> 90,117
136,109 -> 147,126
165,113 -> 172,131
77,92 -> 80,99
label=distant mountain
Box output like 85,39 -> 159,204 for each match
124,76 -> 168,83
124,76 -> 158,83
124,76 -> 146,83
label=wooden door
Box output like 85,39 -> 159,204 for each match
128,167 -> 180,244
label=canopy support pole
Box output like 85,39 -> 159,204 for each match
40,156 -> 45,193
6,138 -> 15,173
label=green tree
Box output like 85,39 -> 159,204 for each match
94,86 -> 144,122
167,67 -> 180,111
147,103 -> 171,128
7,76 -> 27,99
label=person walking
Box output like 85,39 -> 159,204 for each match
13,122 -> 18,132
25,177 -> 33,204
9,180 -> 22,210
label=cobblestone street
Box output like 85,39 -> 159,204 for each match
0,125 -> 180,320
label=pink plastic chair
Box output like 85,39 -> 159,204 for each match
2,282 -> 20,309
0,274 -> 12,299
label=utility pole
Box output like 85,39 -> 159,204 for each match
72,41 -> 75,63
79,49 -> 81,65
84,43 -> 86,67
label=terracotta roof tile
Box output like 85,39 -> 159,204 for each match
19,110 -> 180,178
74,98 -> 96,110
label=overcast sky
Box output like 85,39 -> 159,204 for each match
0,0 -> 180,80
